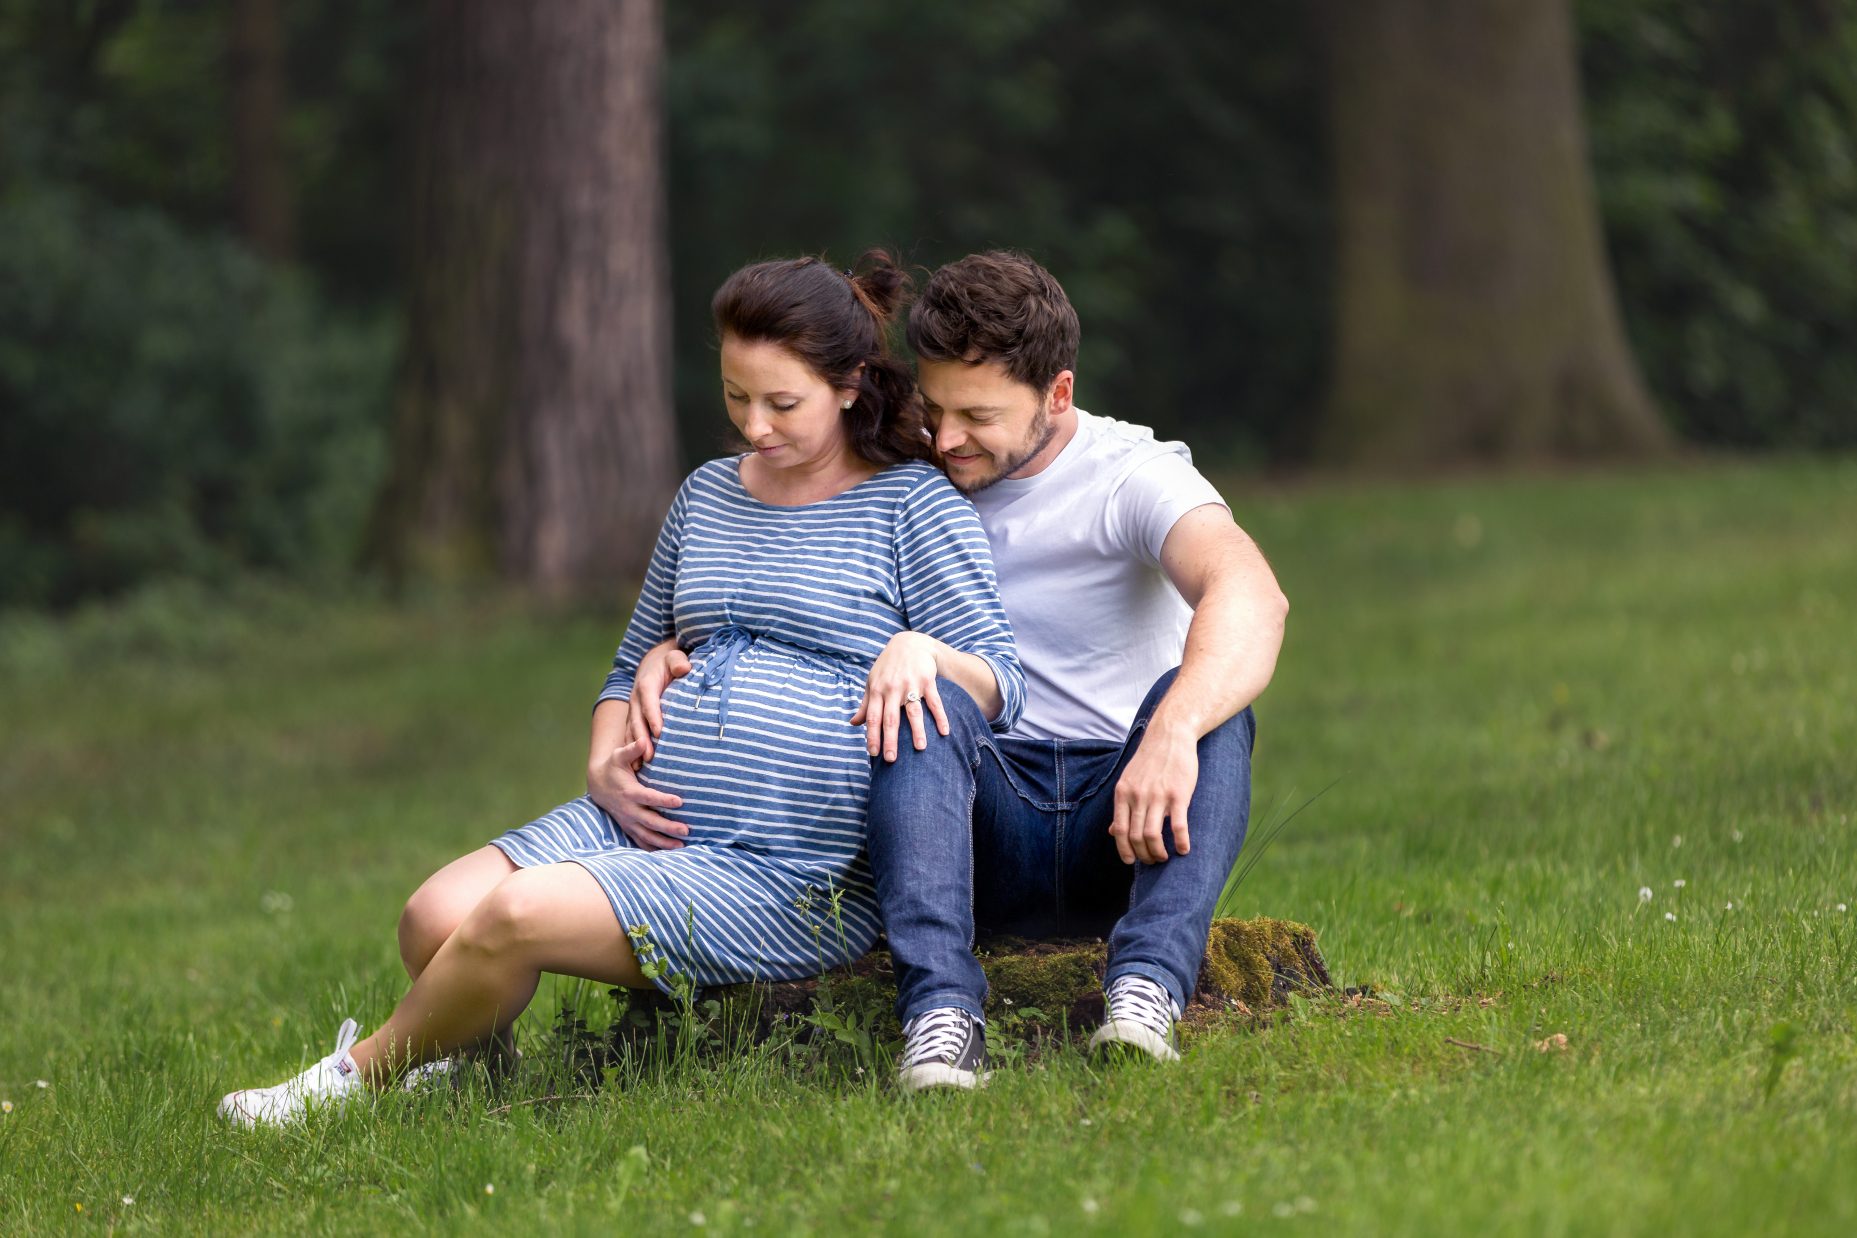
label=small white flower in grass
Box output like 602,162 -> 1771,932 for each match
1079,1117 -> 1093,1126
1731,829 -> 1744,843
2,1100 -> 12,1114
1220,1200 -> 1244,1217
1179,1208 -> 1204,1226
1673,879 -> 1686,889
1672,835 -> 1683,848
689,1210 -> 707,1227
1726,901 -> 1735,911
1839,904 -> 1849,913
1081,1198 -> 1100,1215
483,1184 -> 494,1196
1273,1202 -> 1296,1218
122,1196 -> 135,1207
1665,912 -> 1677,922
35,1080 -> 48,1089
1639,887 -> 1653,903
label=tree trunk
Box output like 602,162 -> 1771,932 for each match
1315,0 -> 1670,466
372,0 -> 678,598
229,0 -> 294,260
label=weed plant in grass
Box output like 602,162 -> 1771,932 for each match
2,458 -> 1853,1234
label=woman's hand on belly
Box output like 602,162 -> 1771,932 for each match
588,738 -> 689,851
628,638 -> 694,760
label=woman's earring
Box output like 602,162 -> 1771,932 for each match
842,399 -> 854,409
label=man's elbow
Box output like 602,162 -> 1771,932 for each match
1245,568 -> 1287,632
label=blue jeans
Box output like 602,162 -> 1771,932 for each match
867,669 -> 1255,1023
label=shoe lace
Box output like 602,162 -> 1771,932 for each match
329,1017 -> 360,1060
901,1008 -> 974,1068
1105,976 -> 1176,1039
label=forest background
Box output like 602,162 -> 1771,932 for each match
3,0 -> 1855,612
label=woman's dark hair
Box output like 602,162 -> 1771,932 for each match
907,250 -> 1080,395
711,250 -> 930,466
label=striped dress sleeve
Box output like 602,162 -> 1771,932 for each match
894,472 -> 1026,733
596,475 -> 692,708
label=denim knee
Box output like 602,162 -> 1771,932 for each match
867,677 -> 989,824
872,676 -> 992,762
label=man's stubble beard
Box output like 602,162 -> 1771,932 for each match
952,406 -> 1057,495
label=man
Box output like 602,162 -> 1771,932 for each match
614,252 -> 1287,1091
869,252 -> 1286,1089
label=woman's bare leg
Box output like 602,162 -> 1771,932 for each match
398,845 -> 518,980
348,863 -> 648,1084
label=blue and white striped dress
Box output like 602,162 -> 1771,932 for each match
493,457 -> 1024,994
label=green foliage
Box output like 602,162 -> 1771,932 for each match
0,184 -> 393,607
5,0 -> 1857,612
667,0 -> 1857,457
1583,0 -> 1857,447
0,0 -> 416,303
1763,1020 -> 1802,1102
665,0 -> 1330,464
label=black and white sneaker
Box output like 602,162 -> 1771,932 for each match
898,1006 -> 989,1093
1089,975 -> 1182,1063
400,1028 -> 522,1095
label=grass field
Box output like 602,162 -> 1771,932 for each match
2,456 -> 1853,1235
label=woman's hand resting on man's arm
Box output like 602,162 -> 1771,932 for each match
586,639 -> 691,851
852,631 -> 1004,762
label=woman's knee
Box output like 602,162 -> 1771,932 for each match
400,846 -> 519,972
451,869 -> 560,962
398,885 -> 461,973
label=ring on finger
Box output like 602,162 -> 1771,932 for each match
904,690 -> 922,705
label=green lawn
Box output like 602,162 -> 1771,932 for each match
2,456 -> 1853,1235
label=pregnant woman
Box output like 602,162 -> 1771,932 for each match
220,252 -> 1024,1127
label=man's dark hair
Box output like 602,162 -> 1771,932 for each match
906,251 -> 1080,394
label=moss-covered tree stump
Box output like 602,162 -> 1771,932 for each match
609,917 -> 1329,1055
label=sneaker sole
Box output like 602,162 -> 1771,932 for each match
1088,1019 -> 1181,1063
217,1090 -> 353,1129
897,1062 -> 990,1093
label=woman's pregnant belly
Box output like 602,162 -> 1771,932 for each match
636,643 -> 871,868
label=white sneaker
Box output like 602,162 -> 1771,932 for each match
219,1017 -> 366,1128
1089,975 -> 1182,1063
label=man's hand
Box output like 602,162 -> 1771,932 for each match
851,631 -> 949,762
627,638 -> 692,760
588,738 -> 688,851
1109,722 -> 1199,864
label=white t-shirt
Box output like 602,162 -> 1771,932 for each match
969,409 -> 1227,742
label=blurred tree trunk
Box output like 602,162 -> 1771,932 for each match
1315,0 -> 1669,465
229,0 -> 294,260
372,0 -> 677,599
